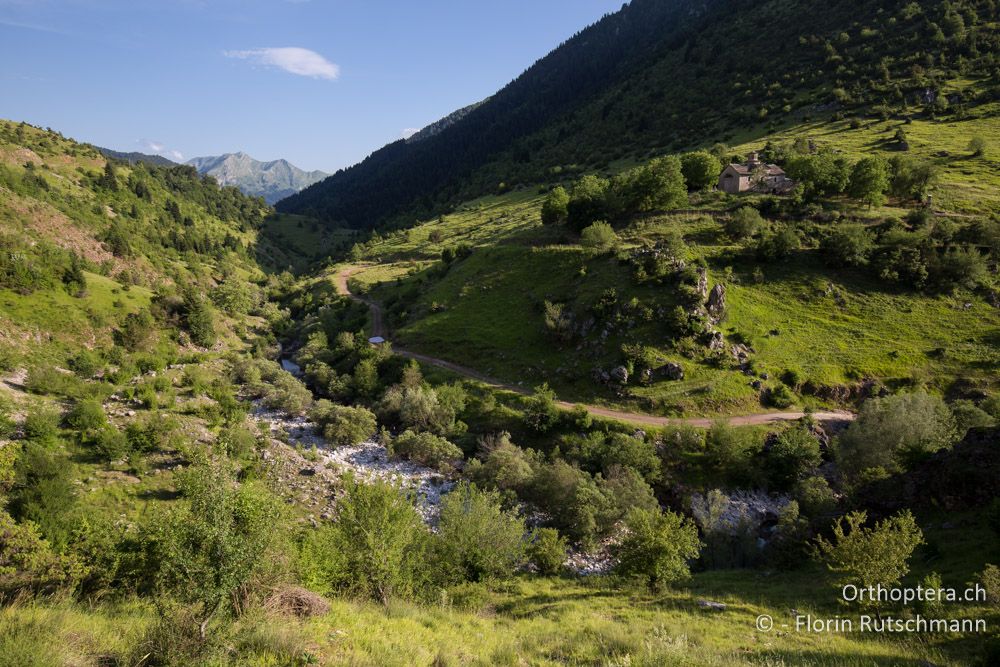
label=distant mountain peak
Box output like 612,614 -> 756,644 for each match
186,152 -> 328,204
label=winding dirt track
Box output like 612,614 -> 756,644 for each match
335,266 -> 854,428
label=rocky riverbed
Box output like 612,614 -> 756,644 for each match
251,401 -> 453,523
251,392 -> 612,573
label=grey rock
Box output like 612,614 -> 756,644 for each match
697,599 -> 727,611
696,267 -> 709,299
610,366 -> 629,385
706,284 -> 726,320
658,362 -> 684,381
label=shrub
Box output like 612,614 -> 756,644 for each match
767,383 -> 795,408
467,437 -> 535,493
579,432 -> 661,484
299,478 -> 429,604
182,288 -> 217,348
848,156 -> 891,208
566,175 -> 610,232
25,365 -> 81,397
435,483 -> 528,583
950,399 -> 996,433
0,508 -> 84,596
90,426 -> 130,463
821,225 -> 875,267
23,408 -> 62,443
540,186 -> 569,225
310,400 -> 376,447
614,507 -> 702,592
527,460 -> 606,548
680,150 -> 721,191
117,309 -> 157,351
814,510 -> 924,611
217,424 -> 257,459
967,135 -> 987,157
125,416 -> 178,454
393,429 -> 462,469
262,371 -> 312,415
755,225 -> 799,261
377,383 -> 464,436
9,442 -> 77,547
156,461 -> 280,637
528,527 -> 568,575
836,392 -> 957,479
580,221 -> 619,253
211,279 -> 257,316
522,384 -> 559,433
725,206 -> 763,240
66,399 -> 107,432
976,564 -> 1000,606
67,350 -> 102,378
765,426 -> 822,491
793,475 -> 837,520
890,155 -> 937,201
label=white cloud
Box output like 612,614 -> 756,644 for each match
401,128 -> 420,139
224,47 -> 339,80
138,140 -> 182,161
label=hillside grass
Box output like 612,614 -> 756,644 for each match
257,213 -> 356,274
4,537 -> 996,667
338,96 -> 1000,416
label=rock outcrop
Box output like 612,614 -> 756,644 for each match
706,283 -> 726,321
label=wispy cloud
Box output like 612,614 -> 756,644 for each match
401,128 -> 420,139
224,47 -> 339,80
139,139 -> 183,161
0,18 -> 72,36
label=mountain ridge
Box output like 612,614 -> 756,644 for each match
97,147 -> 178,167
187,151 -> 328,204
278,0 -> 1000,229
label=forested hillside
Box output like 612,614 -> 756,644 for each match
279,0 -> 1000,229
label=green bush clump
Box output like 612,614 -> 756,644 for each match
299,478 -> 430,604
528,527 -> 568,576
614,507 -> 702,592
310,400 -> 376,447
435,483 -> 528,583
23,408 -> 62,443
66,399 -> 108,432
580,222 -> 619,253
393,430 -> 463,469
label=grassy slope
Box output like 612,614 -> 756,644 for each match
0,119 -> 268,364
3,509 -> 997,666
343,101 -> 1000,415
256,213 -> 357,274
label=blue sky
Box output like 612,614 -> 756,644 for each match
0,0 -> 625,172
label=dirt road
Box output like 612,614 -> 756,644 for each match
335,266 -> 854,428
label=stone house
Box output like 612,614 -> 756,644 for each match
718,151 -> 794,194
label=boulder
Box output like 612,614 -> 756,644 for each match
696,267 -> 709,300
707,330 -> 725,351
697,600 -> 728,611
610,365 -> 629,385
657,362 -> 684,381
706,283 -> 726,320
